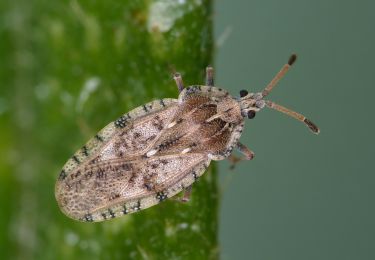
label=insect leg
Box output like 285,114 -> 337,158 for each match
205,66 -> 214,86
181,185 -> 192,203
236,142 -> 255,160
228,142 -> 254,169
172,185 -> 193,203
173,73 -> 185,93
262,54 -> 297,97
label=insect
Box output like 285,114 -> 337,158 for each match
55,54 -> 319,222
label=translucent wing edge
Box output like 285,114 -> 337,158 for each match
78,158 -> 211,222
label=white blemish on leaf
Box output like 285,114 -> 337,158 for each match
76,77 -> 101,112
65,231 -> 79,246
165,222 -> 189,237
178,222 -> 189,229
34,83 -> 50,101
60,91 -> 73,107
48,19 -> 65,43
165,224 -> 176,237
191,223 -> 200,232
137,245 -> 151,260
70,0 -> 101,50
147,0 -> 186,32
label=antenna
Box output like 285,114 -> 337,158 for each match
260,54 -> 319,134
265,100 -> 320,134
262,54 -> 297,97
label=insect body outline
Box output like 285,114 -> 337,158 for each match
55,54 -> 319,222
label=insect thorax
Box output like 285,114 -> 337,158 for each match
175,85 -> 245,160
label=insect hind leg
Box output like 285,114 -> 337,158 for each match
172,185 -> 193,203
173,73 -> 185,93
205,66 -> 214,86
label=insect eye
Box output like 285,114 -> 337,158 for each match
239,90 -> 248,97
247,110 -> 256,119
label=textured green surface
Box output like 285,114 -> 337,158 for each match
0,0 -> 217,259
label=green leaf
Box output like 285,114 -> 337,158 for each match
0,0 -> 217,259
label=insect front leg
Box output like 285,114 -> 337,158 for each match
173,73 -> 185,93
236,142 -> 255,160
205,66 -> 214,86
228,142 -> 255,169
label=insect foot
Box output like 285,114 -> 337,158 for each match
55,55 -> 319,222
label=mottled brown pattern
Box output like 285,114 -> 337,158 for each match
56,86 -> 246,221
56,59 -> 320,222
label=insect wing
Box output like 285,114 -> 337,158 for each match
56,98 -> 207,221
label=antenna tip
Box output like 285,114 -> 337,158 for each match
288,54 -> 297,66
304,118 -> 320,134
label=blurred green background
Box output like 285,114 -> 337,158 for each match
1,0 -> 374,259
0,0 -> 218,259
215,0 -> 375,259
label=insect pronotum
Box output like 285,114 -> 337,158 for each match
55,54 -> 319,222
